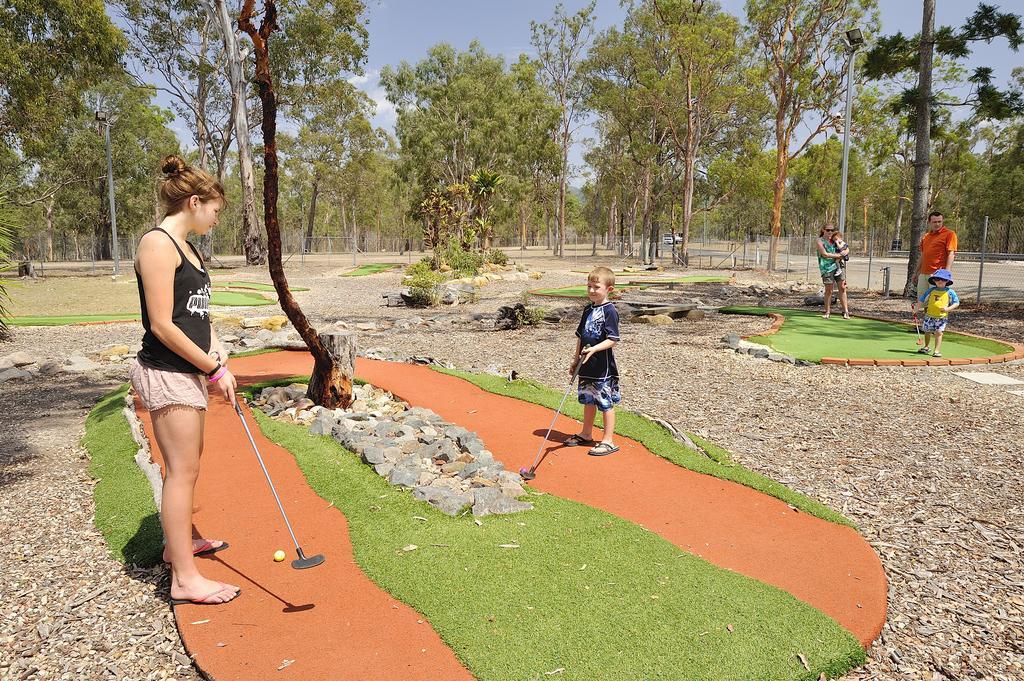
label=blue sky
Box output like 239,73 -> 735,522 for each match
155,1 -> 1022,177
358,0 -> 1021,180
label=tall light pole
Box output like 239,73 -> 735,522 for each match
96,110 -> 120,276
837,27 -> 864,238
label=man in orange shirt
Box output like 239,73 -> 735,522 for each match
917,210 -> 957,299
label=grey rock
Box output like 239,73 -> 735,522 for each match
0,367 -> 32,383
752,348 -> 770,359
457,432 -> 484,455
388,466 -> 420,488
63,356 -> 102,372
381,446 -> 404,463
309,411 -> 338,436
459,461 -> 486,478
472,488 -> 533,516
413,487 -> 472,516
1,351 -> 35,367
441,461 -> 467,475
361,446 -> 387,465
256,329 -> 275,341
722,333 -> 741,349
373,462 -> 394,477
37,361 -> 63,376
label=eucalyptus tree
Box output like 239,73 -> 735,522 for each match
647,0 -> 760,260
531,2 -> 598,257
862,1 -> 1022,294
0,0 -> 124,164
382,43 -> 555,253
746,0 -> 878,270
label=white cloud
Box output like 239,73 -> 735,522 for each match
350,68 -> 397,132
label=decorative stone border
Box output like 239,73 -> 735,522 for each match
735,311 -> 1024,368
123,391 -> 163,510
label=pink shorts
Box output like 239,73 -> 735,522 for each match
129,360 -> 208,412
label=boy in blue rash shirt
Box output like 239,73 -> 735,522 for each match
563,266 -> 621,456
911,268 -> 960,358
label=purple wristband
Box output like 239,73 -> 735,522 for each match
208,366 -> 228,383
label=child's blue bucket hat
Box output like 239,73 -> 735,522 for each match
928,268 -> 953,285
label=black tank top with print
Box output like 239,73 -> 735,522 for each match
136,228 -> 212,373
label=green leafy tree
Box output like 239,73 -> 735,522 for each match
746,0 -> 878,270
531,2 -> 598,257
861,1 -> 1022,294
0,0 -> 124,161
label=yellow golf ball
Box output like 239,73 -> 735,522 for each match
273,550 -> 286,562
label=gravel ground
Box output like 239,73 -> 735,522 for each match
2,258 -> 1022,680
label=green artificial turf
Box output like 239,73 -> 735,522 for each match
341,263 -> 400,277
209,290 -> 276,307
252,404 -> 865,681
533,276 -> 729,298
722,306 -> 1011,363
435,368 -> 853,529
7,313 -> 141,326
530,284 -> 644,298
218,280 -> 309,292
623,275 -> 731,285
83,385 -> 163,566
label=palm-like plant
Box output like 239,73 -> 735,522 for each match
469,169 -> 504,249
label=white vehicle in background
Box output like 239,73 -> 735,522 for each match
661,234 -> 684,245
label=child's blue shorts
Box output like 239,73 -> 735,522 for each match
922,315 -> 948,333
578,377 -> 621,412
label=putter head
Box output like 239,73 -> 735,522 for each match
519,467 -> 536,481
292,548 -> 325,570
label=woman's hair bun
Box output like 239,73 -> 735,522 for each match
161,155 -> 187,177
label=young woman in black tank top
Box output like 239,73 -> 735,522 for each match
130,155 -> 240,606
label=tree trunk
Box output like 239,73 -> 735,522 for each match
768,142 -> 789,271
45,198 -> 55,261
557,129 -> 569,258
639,165 -> 652,264
207,0 -> 265,266
304,176 -> 319,253
240,0 -> 351,408
906,0 -> 935,296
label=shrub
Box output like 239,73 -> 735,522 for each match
406,268 -> 445,307
440,240 -> 484,277
485,248 -> 508,266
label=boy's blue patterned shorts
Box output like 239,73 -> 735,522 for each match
922,315 -> 947,333
578,378 -> 621,412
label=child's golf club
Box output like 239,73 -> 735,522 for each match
519,347 -> 589,481
233,401 -> 325,570
912,309 -> 924,345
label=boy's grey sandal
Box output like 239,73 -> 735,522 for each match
588,443 -> 619,457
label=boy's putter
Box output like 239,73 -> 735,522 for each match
520,347 -> 590,481
912,309 -> 924,345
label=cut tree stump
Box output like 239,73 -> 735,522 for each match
318,331 -> 356,376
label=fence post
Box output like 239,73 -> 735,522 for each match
785,236 -> 791,273
977,215 -> 988,304
805,236 -> 811,281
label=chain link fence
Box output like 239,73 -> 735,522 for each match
9,216 -> 1024,302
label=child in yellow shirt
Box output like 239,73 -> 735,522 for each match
911,268 -> 959,358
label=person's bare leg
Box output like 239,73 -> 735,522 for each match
598,408 -> 616,445
579,404 -> 597,440
839,281 -> 849,317
933,330 -> 944,355
823,283 -> 833,318
923,332 -> 932,351
151,405 -> 238,602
